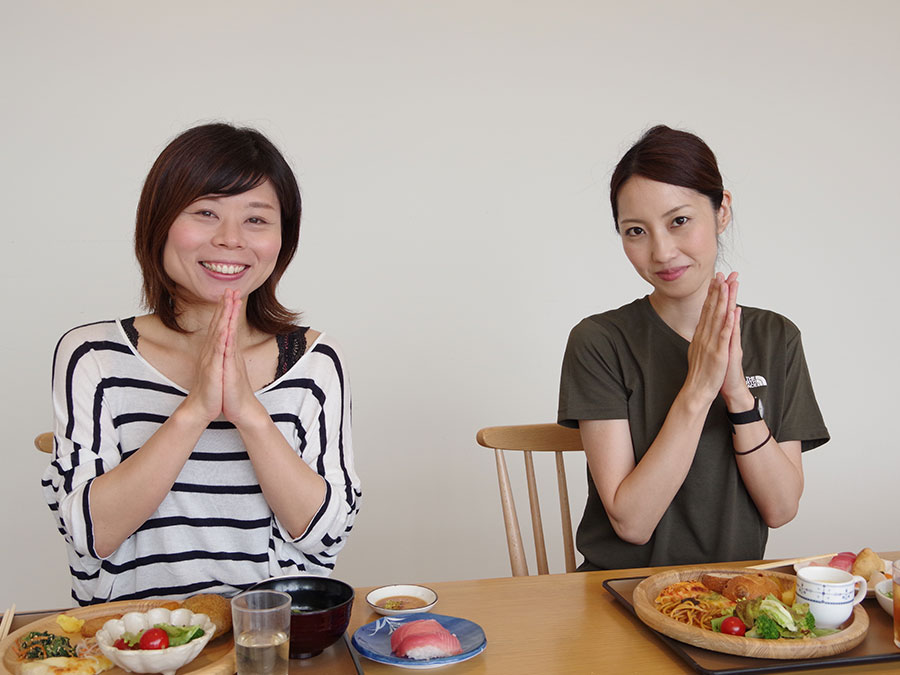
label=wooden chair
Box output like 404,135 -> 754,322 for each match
34,432 -> 53,453
476,423 -> 583,576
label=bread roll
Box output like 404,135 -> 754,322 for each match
851,547 -> 882,580
722,573 -> 782,602
699,573 -> 731,594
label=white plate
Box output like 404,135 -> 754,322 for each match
793,555 -> 892,598
351,613 -> 486,669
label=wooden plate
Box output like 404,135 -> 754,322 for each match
632,567 -> 868,660
0,599 -> 234,675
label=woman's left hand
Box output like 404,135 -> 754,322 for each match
220,289 -> 267,427
719,273 -> 751,404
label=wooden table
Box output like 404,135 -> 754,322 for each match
6,554 -> 896,674
347,554 -> 899,674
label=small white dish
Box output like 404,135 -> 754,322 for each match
366,585 -> 438,616
95,607 -> 215,675
875,579 -> 893,617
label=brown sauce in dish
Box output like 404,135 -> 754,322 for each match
376,595 -> 428,610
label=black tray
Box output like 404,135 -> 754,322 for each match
603,576 -> 900,674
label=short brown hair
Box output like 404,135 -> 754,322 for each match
135,123 -> 301,334
609,125 -> 724,231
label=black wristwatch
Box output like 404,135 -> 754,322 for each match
727,396 -> 764,425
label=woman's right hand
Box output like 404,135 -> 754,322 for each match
182,292 -> 232,423
683,272 -> 737,405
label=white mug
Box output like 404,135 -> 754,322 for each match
795,566 -> 867,629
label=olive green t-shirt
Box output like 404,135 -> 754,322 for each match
558,297 -> 829,570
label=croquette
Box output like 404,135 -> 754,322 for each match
182,594 -> 232,639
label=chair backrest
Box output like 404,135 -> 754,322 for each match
34,432 -> 53,453
476,423 -> 583,576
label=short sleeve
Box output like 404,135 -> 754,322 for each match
558,317 -> 630,428
777,326 -> 830,452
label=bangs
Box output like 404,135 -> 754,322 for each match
191,159 -> 269,201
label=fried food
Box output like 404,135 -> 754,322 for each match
721,573 -> 783,602
699,573 -> 730,595
851,547 -> 883,581
181,594 -> 232,639
79,616 -> 122,639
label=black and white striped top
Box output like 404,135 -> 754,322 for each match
42,319 -> 361,606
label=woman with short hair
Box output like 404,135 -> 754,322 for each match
44,123 -> 361,604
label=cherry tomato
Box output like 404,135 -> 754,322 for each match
113,638 -> 132,650
720,617 -> 747,636
138,628 -> 170,650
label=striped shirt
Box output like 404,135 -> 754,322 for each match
42,319 -> 361,605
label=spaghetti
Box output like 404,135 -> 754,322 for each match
655,581 -> 735,630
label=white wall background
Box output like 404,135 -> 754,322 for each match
2,1 -> 898,609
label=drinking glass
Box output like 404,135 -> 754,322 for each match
232,590 -> 292,675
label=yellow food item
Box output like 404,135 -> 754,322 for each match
54,615 -> 85,634
778,584 -> 795,607
20,655 -> 113,675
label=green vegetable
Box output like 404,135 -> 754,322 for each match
802,611 -> 816,632
747,613 -> 782,640
119,624 -> 204,649
759,596 -> 797,632
18,631 -> 78,659
120,631 -> 142,648
710,608 -> 735,633
735,594 -> 837,640
734,596 -> 763,627
154,623 -> 205,647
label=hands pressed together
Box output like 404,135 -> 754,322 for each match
685,272 -> 751,410
185,288 -> 266,429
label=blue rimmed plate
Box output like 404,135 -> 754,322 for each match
351,612 -> 487,669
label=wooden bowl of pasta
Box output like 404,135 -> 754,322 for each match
632,567 -> 868,659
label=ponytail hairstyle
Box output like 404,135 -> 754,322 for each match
609,125 -> 724,231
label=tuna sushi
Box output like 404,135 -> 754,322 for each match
390,619 -> 463,660
390,619 -> 445,652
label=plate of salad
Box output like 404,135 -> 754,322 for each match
0,600 -> 234,675
632,567 -> 869,659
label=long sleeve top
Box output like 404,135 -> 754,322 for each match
42,319 -> 361,605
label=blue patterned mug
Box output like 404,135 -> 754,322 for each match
795,566 -> 867,629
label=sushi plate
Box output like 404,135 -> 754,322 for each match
351,612 -> 487,669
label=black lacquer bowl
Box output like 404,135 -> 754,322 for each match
249,576 -> 354,658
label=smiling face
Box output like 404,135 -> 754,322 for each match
616,175 -> 731,306
163,181 -> 282,307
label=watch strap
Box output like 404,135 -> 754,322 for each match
727,396 -> 763,425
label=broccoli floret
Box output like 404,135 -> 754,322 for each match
803,611 -> 816,631
752,614 -> 782,640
